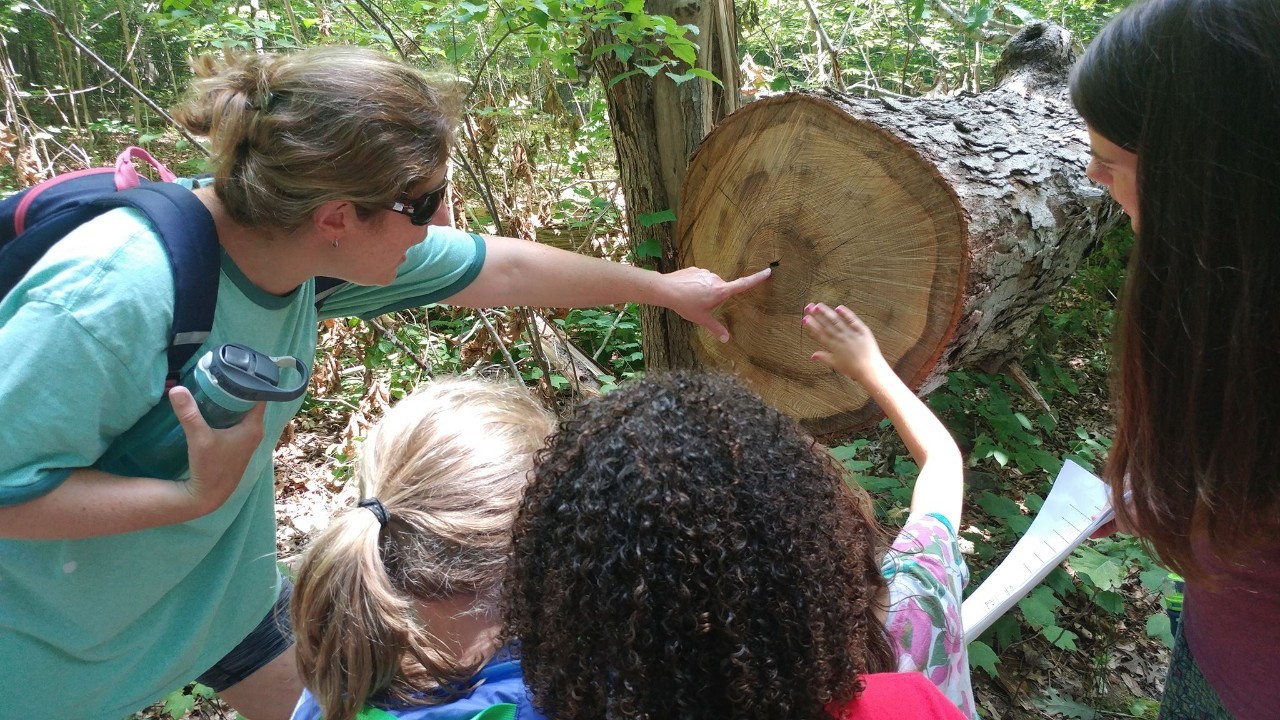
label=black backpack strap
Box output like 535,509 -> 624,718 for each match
92,183 -> 220,385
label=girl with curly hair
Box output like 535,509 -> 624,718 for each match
506,302 -> 972,719
290,377 -> 553,720
1070,0 -> 1280,716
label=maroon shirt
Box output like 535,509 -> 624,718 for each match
1183,537 -> 1280,719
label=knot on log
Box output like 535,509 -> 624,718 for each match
993,21 -> 1076,92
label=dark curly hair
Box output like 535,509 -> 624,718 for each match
505,372 -> 894,720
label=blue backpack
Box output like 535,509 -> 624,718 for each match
0,147 -> 343,392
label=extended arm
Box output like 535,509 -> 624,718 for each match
445,235 -> 772,342
803,303 -> 964,529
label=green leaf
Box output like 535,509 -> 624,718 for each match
856,476 -> 901,492
1007,514 -> 1032,536
595,43 -> 630,64
668,40 -> 697,66
1140,567 -> 1171,592
966,3 -> 993,31
1024,492 -> 1045,513
1146,612 -> 1175,647
636,208 -> 676,227
1092,589 -> 1126,615
1071,545 -> 1125,591
1045,625 -> 1079,651
1130,698 -> 1161,717
977,491 -> 1020,520
161,689 -> 196,718
637,63 -> 665,78
829,444 -> 862,461
687,67 -> 722,85
1017,585 -> 1060,629
1003,2 -> 1038,23
633,238 -> 663,260
608,68 -> 646,87
991,613 -> 1022,649
968,640 -> 999,677
1045,567 -> 1075,596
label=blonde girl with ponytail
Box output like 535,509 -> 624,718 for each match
289,377 -> 553,720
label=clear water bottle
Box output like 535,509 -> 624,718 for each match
98,343 -> 308,479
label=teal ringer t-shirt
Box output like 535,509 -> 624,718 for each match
0,206 -> 483,718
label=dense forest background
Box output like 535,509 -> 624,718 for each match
0,1 -> 1171,718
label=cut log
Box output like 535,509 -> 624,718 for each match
677,22 -> 1124,434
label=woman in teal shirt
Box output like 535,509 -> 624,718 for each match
0,47 -> 768,720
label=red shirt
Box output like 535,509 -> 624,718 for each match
828,673 -> 967,719
1182,537 -> 1280,719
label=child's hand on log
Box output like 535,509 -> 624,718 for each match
802,303 -> 890,386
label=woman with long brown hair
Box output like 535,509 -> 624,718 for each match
1070,1 -> 1280,716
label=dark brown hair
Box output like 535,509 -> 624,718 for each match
505,372 -> 894,720
1070,0 -> 1280,578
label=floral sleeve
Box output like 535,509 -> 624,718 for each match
881,513 -> 976,719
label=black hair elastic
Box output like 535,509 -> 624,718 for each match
357,497 -> 390,527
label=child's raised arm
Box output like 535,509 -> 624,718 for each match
803,303 -> 964,530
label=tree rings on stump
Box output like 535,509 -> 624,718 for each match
678,93 -> 967,434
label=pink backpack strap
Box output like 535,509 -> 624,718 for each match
114,146 -> 178,189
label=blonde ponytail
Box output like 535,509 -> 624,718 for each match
291,377 -> 553,720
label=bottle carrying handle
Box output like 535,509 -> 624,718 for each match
257,355 -> 309,401
204,343 -> 309,402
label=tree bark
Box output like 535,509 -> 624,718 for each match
677,22 -> 1124,433
592,0 -> 738,370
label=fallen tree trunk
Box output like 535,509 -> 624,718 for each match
678,22 -> 1124,433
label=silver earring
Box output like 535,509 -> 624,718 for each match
331,238 -> 339,249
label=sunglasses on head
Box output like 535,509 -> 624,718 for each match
386,178 -> 448,226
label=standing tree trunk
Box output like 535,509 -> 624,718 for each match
677,23 -> 1124,433
117,0 -> 143,127
591,0 -> 738,370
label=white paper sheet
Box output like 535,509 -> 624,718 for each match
962,459 -> 1114,644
